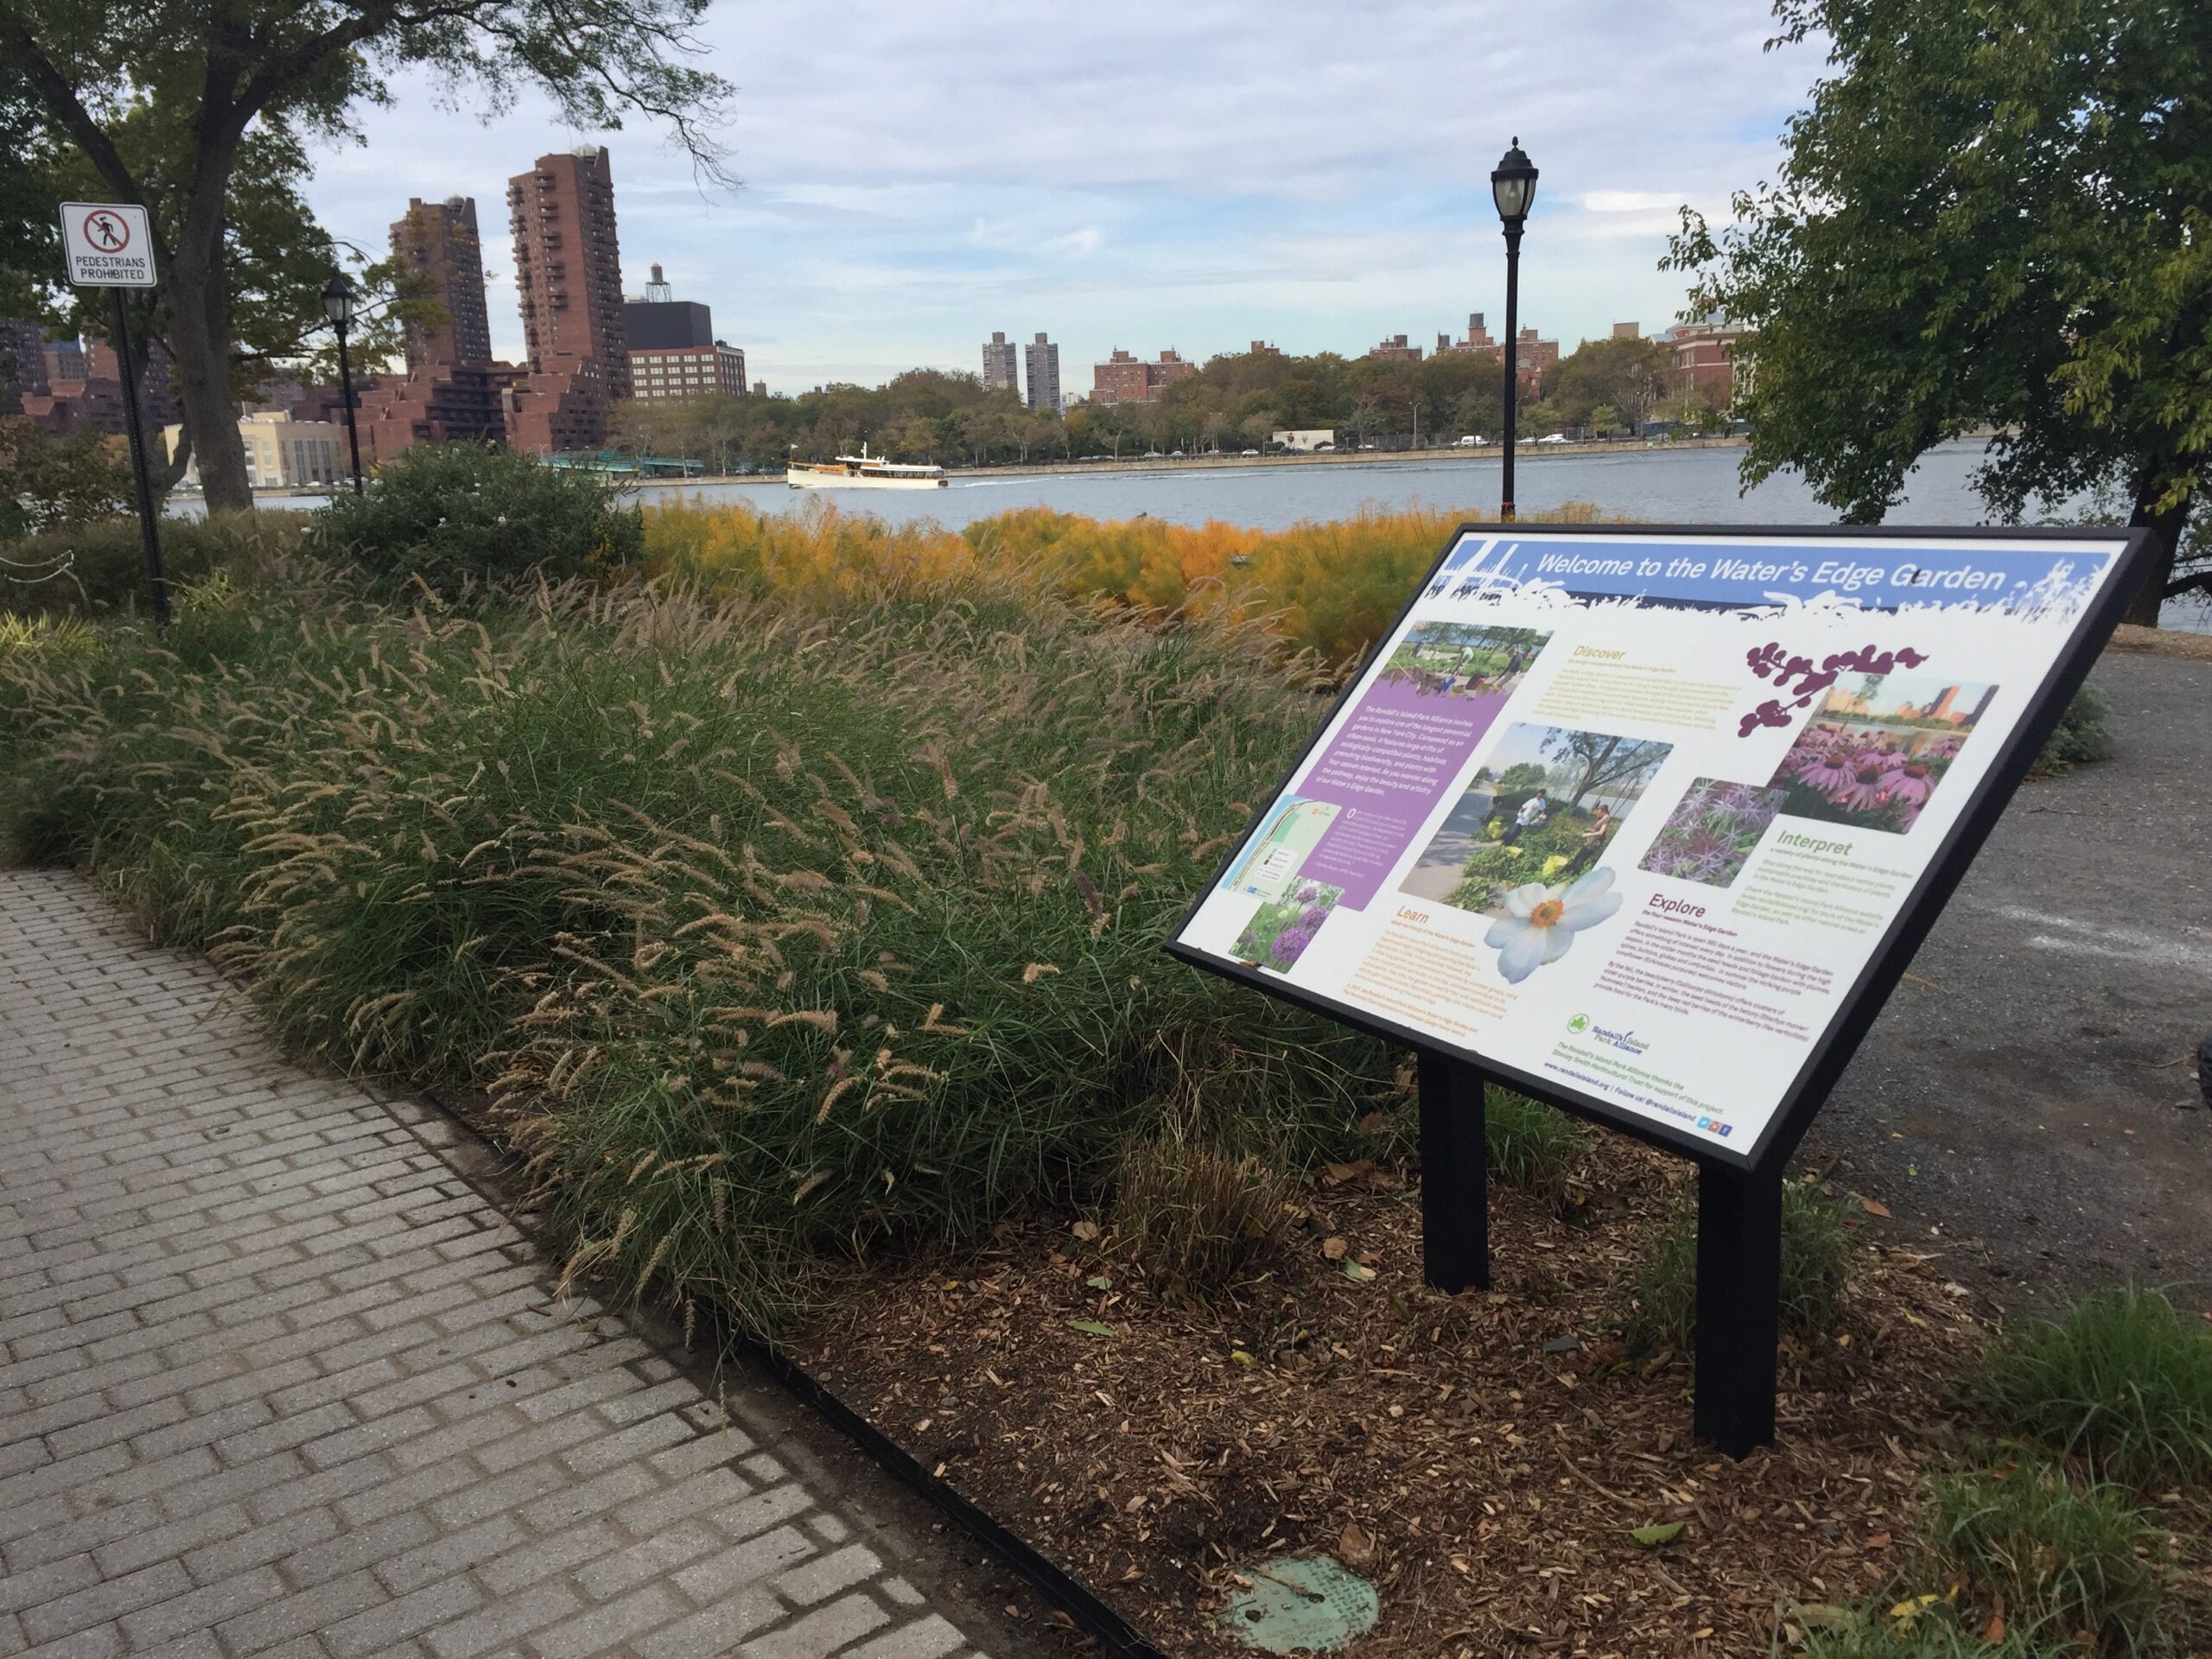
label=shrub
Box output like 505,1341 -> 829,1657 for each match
0,421 -> 132,541
1967,1283 -> 2212,1486
1628,1174 -> 1854,1353
1109,1128 -> 1292,1300
1916,1464 -> 2166,1655
2030,681 -> 2117,778
1,510 -> 302,617
1484,1088 -> 1582,1201
308,443 -> 644,593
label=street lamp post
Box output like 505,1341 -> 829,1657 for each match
321,269 -> 364,494
1490,137 -> 1538,522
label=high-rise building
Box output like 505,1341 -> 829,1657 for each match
1022,332 -> 1059,411
624,264 -> 747,400
982,331 -> 1019,393
0,318 -> 47,416
391,197 -> 493,369
504,145 -> 630,452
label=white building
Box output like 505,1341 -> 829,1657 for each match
163,411 -> 346,488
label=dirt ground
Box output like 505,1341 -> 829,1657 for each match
803,1150 -> 1997,1659
1802,645 -> 2212,1311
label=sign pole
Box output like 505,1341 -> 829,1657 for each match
1692,1160 -> 1783,1457
106,287 -> 169,630
1417,1049 -> 1490,1294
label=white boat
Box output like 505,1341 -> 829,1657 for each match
786,443 -> 948,490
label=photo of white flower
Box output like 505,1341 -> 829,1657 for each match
1482,867 -> 1624,984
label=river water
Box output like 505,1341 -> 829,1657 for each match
202,440 -> 2210,628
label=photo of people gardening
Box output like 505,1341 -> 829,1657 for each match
1230,880 -> 1346,975
1375,621 -> 1551,699
1767,673 -> 1994,835
1401,722 -> 1672,982
1639,777 -> 1788,888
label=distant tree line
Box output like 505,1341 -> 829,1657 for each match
608,334 -> 1719,473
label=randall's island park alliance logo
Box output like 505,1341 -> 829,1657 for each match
1567,1013 -> 1649,1055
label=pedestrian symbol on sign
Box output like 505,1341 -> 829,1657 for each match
84,209 -> 131,252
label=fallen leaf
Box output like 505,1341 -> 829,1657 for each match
1860,1198 -> 1892,1219
1338,1522 -> 1375,1565
1866,1532 -> 1891,1550
1322,1236 -> 1350,1261
1356,1112 -> 1393,1136
1230,1350 -> 1255,1368
1629,1522 -> 1686,1548
1889,1593 -> 1941,1624
1070,1219 -> 1100,1243
1085,1274 -> 1113,1291
1340,1261 -> 1376,1283
1983,1613 -> 2005,1642
1066,1319 -> 1116,1337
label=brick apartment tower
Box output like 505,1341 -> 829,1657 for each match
393,197 -> 493,370
502,146 -> 630,452
343,196 -> 508,466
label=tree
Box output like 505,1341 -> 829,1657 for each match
0,419 -> 130,539
0,0 -> 731,514
1540,729 -> 1668,811
1663,0 -> 2210,624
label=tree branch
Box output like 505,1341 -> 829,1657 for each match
0,3 -> 167,264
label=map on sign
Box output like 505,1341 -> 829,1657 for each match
1169,524 -> 2145,1168
60,202 -> 156,288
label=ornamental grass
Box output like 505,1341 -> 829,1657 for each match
0,566 -> 1397,1334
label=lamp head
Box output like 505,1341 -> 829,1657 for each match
1491,137 -> 1538,226
321,268 -> 354,327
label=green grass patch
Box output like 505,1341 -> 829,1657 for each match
1627,1174 -> 1854,1354
1484,1087 -> 1583,1202
1916,1463 -> 2168,1654
1967,1282 -> 2212,1487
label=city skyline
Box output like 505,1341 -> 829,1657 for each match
297,1 -> 1813,391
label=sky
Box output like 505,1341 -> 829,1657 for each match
302,0 -> 1821,392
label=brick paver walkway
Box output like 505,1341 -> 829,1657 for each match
0,869 -> 999,1659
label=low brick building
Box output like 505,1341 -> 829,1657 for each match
1091,347 -> 1197,407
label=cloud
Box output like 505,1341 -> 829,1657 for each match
302,0 -> 1810,382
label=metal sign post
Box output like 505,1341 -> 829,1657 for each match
1169,522 -> 2155,1458
59,202 -> 168,628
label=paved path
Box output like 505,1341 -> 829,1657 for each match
0,870 -> 1004,1659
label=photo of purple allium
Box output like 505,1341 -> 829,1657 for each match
1232,881 -> 1345,976
1639,779 -> 1787,888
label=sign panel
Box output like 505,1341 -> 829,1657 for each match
1170,524 -> 2147,1169
60,202 -> 156,288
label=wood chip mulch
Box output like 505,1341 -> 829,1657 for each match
799,1139 -> 1994,1657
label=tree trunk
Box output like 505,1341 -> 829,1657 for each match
166,191 -> 251,512
2122,473 -> 2190,627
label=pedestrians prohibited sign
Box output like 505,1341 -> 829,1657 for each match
60,202 -> 156,287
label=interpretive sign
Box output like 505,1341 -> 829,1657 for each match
1169,524 -> 2151,1452
60,202 -> 156,288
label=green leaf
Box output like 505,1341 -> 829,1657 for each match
1340,1260 -> 1376,1283
1066,1319 -> 1116,1337
1084,1274 -> 1112,1291
1628,1522 -> 1686,1548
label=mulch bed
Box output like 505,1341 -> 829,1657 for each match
799,1141 -> 1992,1657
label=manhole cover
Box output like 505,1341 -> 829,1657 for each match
1220,1554 -> 1379,1653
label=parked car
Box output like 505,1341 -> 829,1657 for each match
1538,432 -> 1570,444
1457,434 -> 1484,447
1313,442 -> 1336,452
1168,449 -> 1186,458
1239,448 -> 1259,456
1142,450 -> 1164,459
